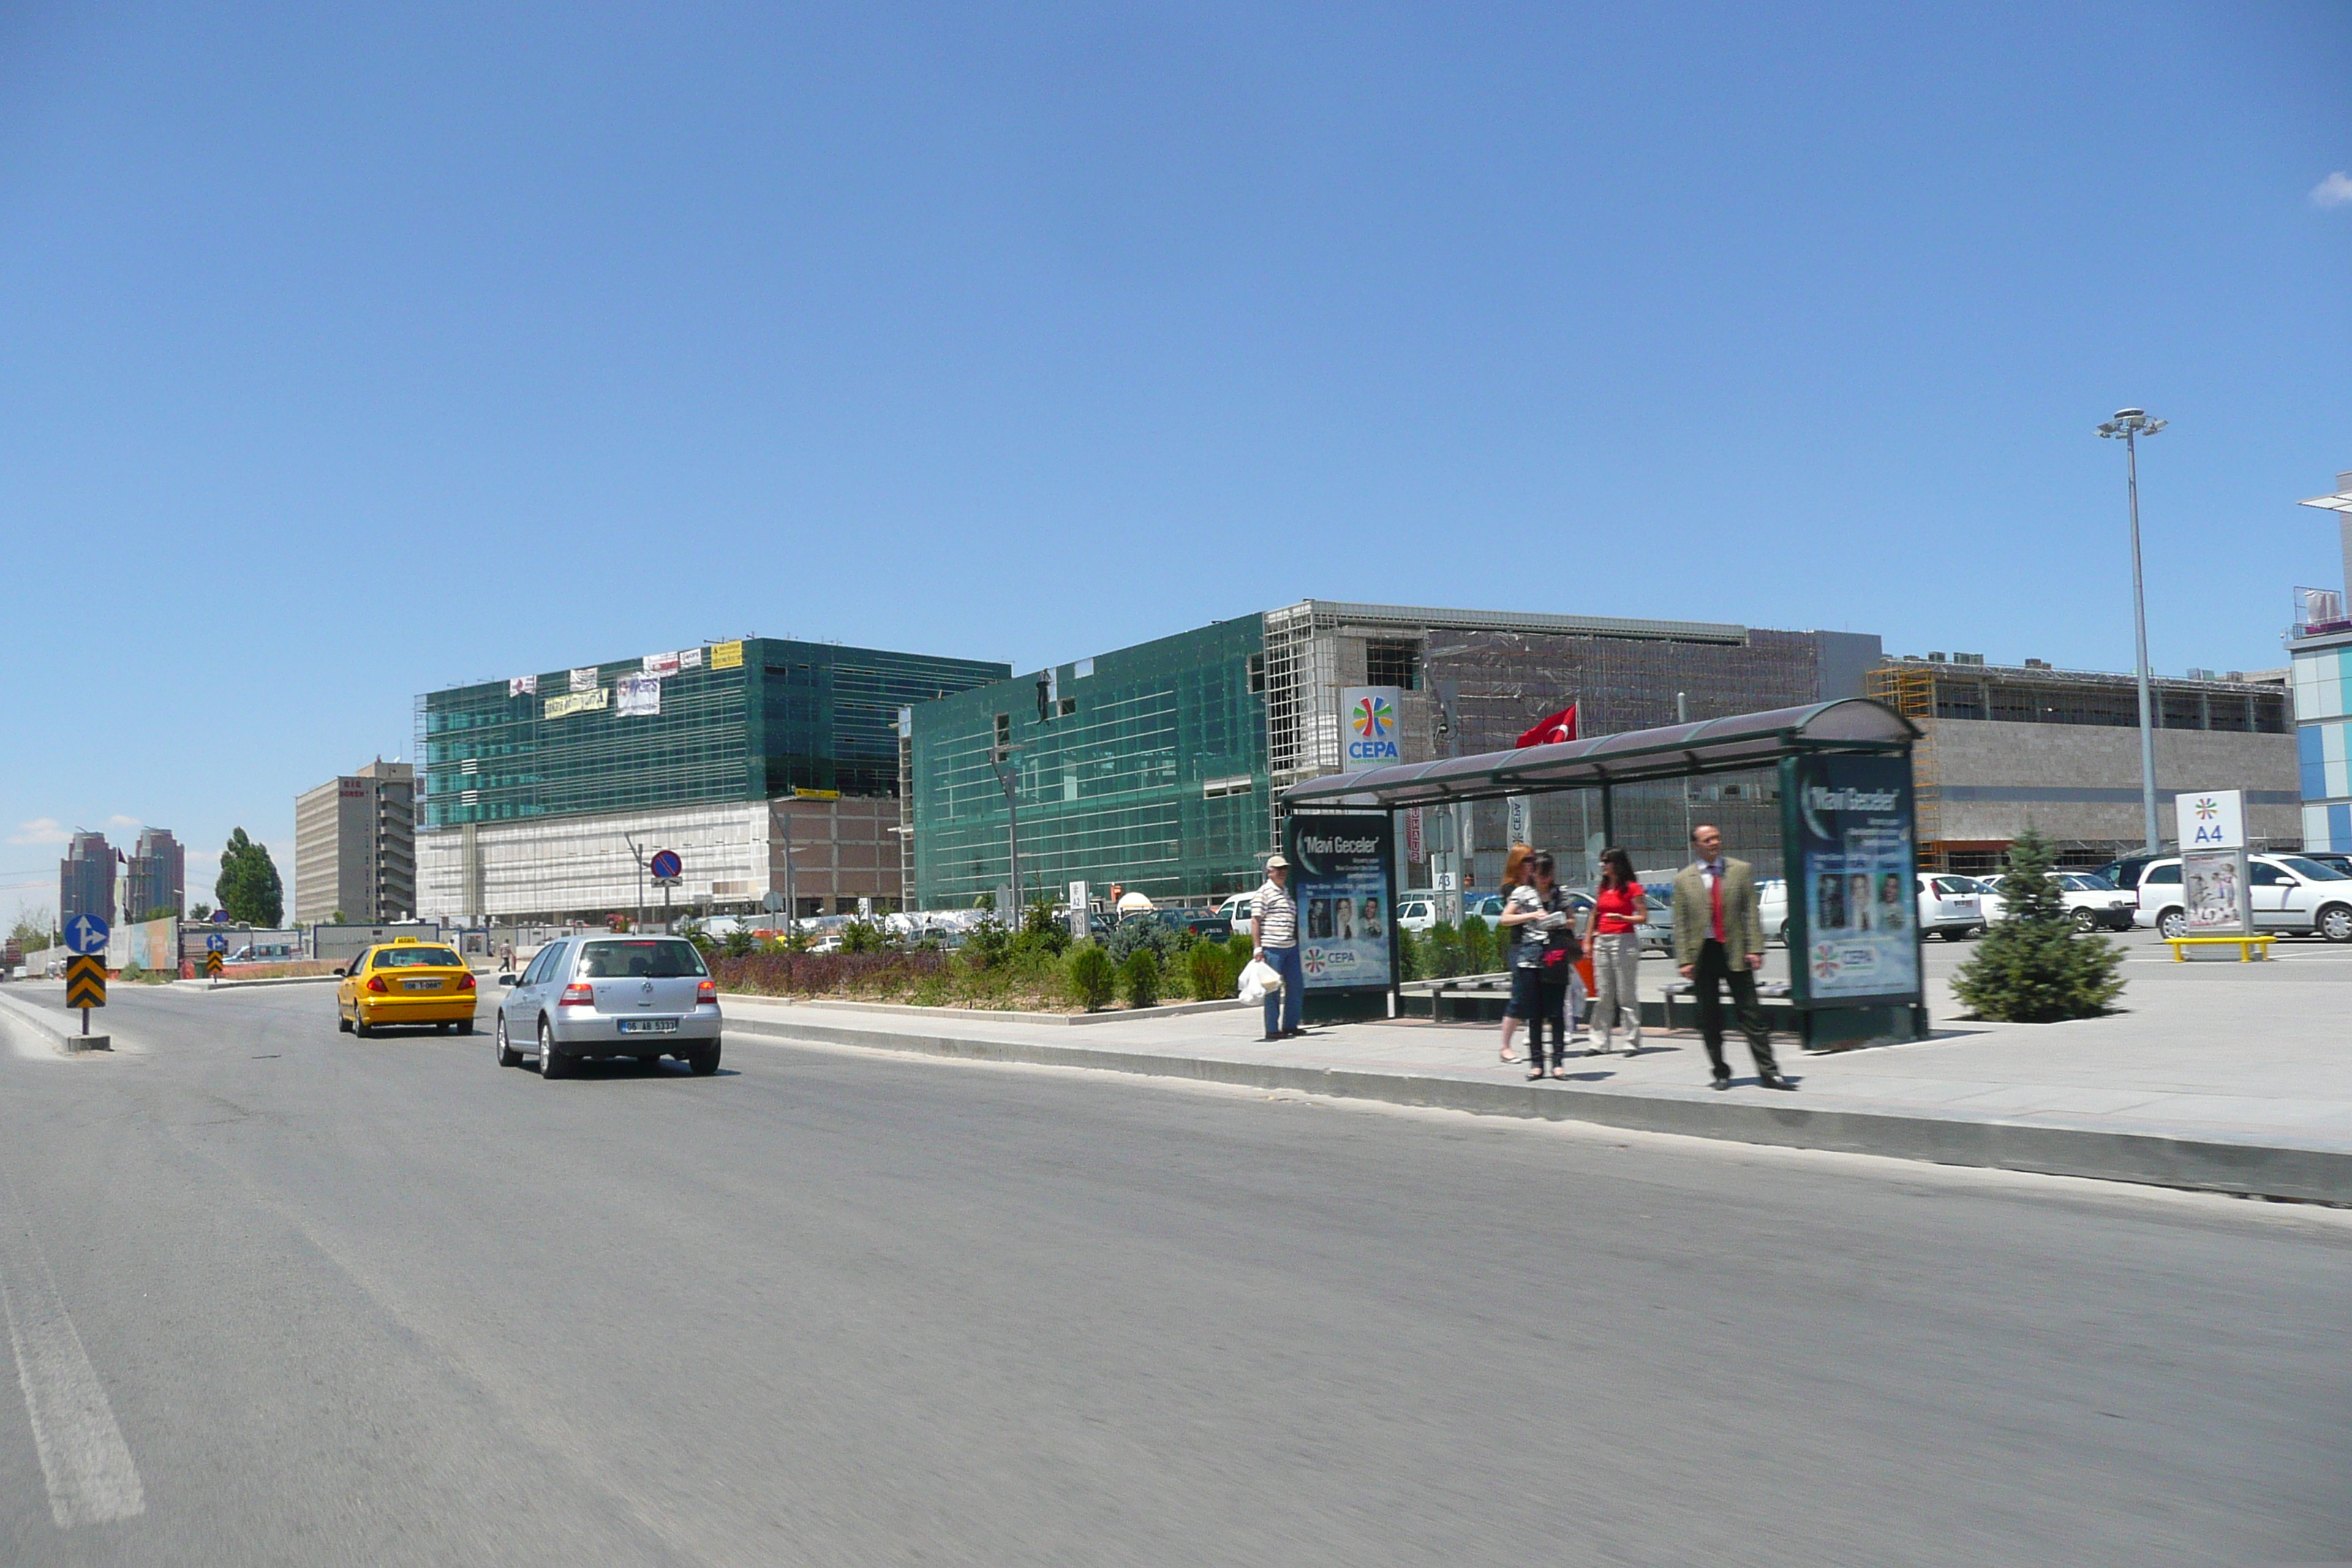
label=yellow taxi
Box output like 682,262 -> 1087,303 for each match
336,937 -> 479,1037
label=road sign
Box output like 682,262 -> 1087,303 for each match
206,932 -> 229,953
64,914 -> 110,956
64,955 -> 106,1009
204,951 -> 225,977
649,849 -> 682,881
762,889 -> 785,913
210,908 -> 230,923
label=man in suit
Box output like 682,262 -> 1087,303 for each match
1673,823 -> 1794,1091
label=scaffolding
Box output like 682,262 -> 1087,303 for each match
1865,664 -> 1940,867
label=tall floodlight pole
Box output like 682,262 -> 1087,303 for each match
991,747 -> 1022,916
2097,409 -> 2167,853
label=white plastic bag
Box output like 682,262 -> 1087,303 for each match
1237,957 -> 1283,1005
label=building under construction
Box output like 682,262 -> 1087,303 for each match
904,600 -> 1880,908
1864,654 -> 2296,870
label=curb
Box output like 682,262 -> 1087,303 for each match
723,1014 -> 2352,1206
717,994 -> 1249,1027
0,990 -> 110,1055
194,975 -> 341,990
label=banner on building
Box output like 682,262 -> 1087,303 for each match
1784,753 -> 1921,1006
546,686 -> 609,720
1340,686 -> 1402,772
710,641 -> 745,671
617,674 -> 662,717
569,668 -> 599,693
643,651 -> 682,679
678,647 -> 703,671
508,674 -> 538,698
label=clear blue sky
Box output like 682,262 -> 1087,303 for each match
3,2 -> 2347,909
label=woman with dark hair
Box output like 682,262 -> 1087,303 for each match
1501,851 -> 1577,1079
1582,846 -> 1648,1055
1495,843 -> 1534,1064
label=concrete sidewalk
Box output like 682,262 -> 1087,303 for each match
719,959 -> 2352,1203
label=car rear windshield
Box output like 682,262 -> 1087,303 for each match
374,946 -> 463,969
2277,856 -> 2349,881
578,939 -> 709,979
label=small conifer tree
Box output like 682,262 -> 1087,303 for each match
1951,828 -> 2125,1022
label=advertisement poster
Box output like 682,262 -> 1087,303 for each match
643,651 -> 683,678
617,674 -> 663,717
1286,813 -> 1394,993
544,686 -> 608,720
710,641 -> 745,671
1339,686 -> 1403,772
508,674 -> 538,698
2182,849 -> 2249,934
1789,753 -> 1920,1004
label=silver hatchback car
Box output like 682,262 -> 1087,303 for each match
494,935 -> 723,1078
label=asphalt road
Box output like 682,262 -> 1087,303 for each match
0,981 -> 2345,1566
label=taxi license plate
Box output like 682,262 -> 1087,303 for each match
402,979 -> 439,991
618,1019 -> 678,1034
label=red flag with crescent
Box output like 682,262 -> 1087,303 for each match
1515,704 -> 1578,748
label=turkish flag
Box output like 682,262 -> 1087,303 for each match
1516,704 -> 1578,747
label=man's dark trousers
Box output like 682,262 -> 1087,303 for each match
1692,939 -> 1779,1079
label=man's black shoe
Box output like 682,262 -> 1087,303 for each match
1710,1073 -> 1733,1091
1757,1071 -> 1795,1090
1261,1033 -> 1283,1042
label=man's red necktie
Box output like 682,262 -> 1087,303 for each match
1709,867 -> 1725,943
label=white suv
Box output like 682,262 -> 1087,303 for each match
2133,853 -> 2352,942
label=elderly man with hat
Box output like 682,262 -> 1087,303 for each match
1250,853 -> 1303,1040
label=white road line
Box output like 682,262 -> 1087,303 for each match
0,1173 -> 144,1529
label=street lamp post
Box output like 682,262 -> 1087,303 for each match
2097,408 -> 2167,853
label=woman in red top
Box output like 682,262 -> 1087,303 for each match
1581,847 -> 1648,1055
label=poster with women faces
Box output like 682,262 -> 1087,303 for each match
1286,815 -> 1394,993
1791,753 -> 1922,1004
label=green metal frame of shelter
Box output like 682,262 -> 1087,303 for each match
1279,698 -> 1927,1047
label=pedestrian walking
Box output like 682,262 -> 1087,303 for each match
1671,823 -> 1793,1090
1500,851 -> 1578,1079
1250,854 -> 1304,1041
1581,846 -> 1646,1055
1495,843 -> 1534,1063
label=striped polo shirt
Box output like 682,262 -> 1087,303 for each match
1254,880 -> 1298,948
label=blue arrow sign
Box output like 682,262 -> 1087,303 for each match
64,914 -> 110,956
206,933 -> 228,953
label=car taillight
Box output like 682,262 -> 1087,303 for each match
457,972 -> 476,990
366,976 -> 387,993
696,979 -> 716,1004
559,982 -> 595,1006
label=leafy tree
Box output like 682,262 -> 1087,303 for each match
330,911 -> 347,924
10,901 -> 58,953
1020,900 -> 1071,957
188,902 -> 212,921
1066,942 -> 1116,1010
1952,828 -> 2126,1022
1119,947 -> 1162,1009
962,914 -> 1010,970
216,829 -> 284,927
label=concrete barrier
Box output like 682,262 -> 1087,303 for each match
0,990 -> 110,1054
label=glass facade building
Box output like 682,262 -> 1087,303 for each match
420,639 -> 1009,832
2293,633 -> 2352,851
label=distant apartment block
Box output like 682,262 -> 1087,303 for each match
59,831 -> 115,930
295,760 -> 417,924
124,828 -> 185,920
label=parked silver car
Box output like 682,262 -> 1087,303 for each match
494,935 -> 723,1077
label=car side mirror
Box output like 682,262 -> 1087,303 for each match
332,968 -> 346,978
497,972 -> 519,987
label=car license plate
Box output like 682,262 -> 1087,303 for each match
618,1018 -> 678,1034
403,979 -> 439,991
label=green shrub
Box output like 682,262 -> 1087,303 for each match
720,925 -> 758,959
1425,920 -> 1466,979
1184,940 -> 1232,1001
1395,927 -> 1424,981
1106,916 -> 1180,967
1021,901 -> 1072,956
1951,828 -> 2126,1022
1066,943 -> 1117,1011
1461,914 -> 1496,973
962,916 -> 1010,971
1119,947 -> 1162,1009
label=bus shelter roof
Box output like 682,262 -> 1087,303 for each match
1279,698 -> 1918,811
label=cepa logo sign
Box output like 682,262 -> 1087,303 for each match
1346,693 -> 1400,766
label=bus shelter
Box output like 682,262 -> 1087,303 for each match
1277,697 -> 1926,1049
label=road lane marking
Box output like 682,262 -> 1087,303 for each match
0,1173 -> 144,1528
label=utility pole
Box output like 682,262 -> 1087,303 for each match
623,833 -> 647,932
2098,408 -> 2168,853
991,748 -> 1022,917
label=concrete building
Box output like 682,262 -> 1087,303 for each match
1865,655 -> 2295,871
59,831 -> 115,930
294,760 -> 417,925
123,828 -> 185,921
2290,472 -> 2352,852
905,600 -> 1882,908
415,638 -> 1006,924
